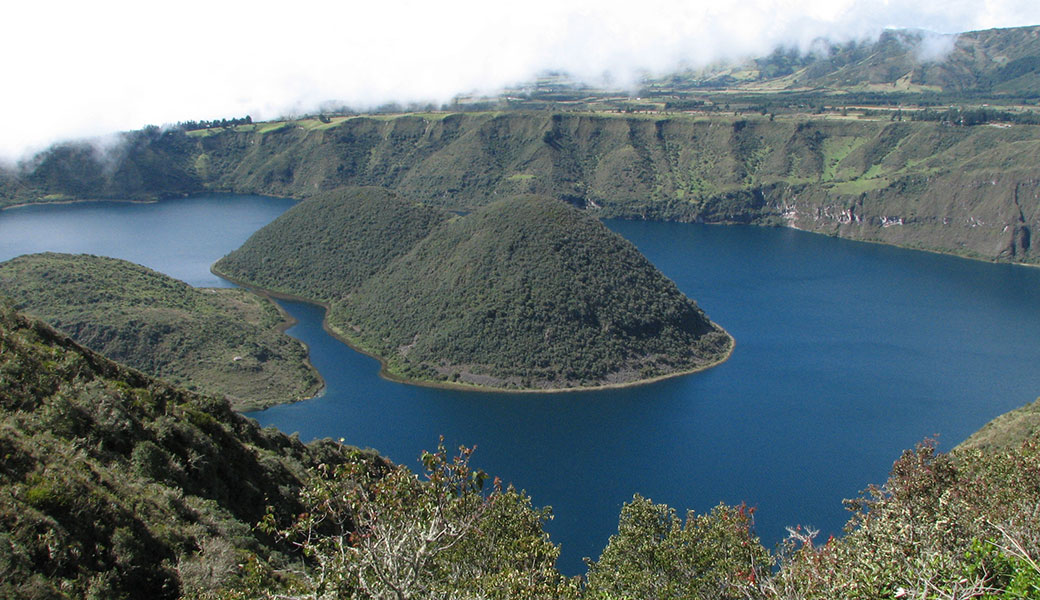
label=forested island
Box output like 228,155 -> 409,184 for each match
214,187 -> 733,390
0,253 -> 320,410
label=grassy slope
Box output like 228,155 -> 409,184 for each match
957,397 -> 1040,451
217,188 -> 731,390
787,25 -> 1040,93
0,300 -> 380,599
0,253 -> 321,410
657,24 -> 1040,95
176,112 -> 1040,264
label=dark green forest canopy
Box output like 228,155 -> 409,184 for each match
214,186 -> 449,302
217,188 -> 732,390
339,195 -> 732,387
0,253 -> 320,410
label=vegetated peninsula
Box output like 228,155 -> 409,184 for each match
0,253 -> 320,410
214,187 -> 733,390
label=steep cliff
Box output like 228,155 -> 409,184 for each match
4,113 -> 1039,264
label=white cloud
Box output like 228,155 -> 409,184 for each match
2,0 -> 1039,160
915,31 -> 959,62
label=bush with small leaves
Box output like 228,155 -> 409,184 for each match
585,494 -> 769,600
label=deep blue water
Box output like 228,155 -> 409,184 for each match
0,195 -> 296,287
2,196 -> 1040,575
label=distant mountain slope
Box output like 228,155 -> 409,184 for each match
216,189 -> 732,390
4,113 -> 1039,263
0,253 -> 320,410
675,24 -> 1040,94
0,126 -> 205,204
793,25 -> 1040,94
0,299 -> 378,599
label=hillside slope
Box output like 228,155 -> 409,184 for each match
0,299 -> 379,599
216,189 -> 732,390
198,113 -> 1040,263
0,253 -> 320,410
674,25 -> 1040,94
957,396 -> 1040,451
773,25 -> 1040,94
214,186 -> 449,302
3,279 -> 1038,600
4,111 -> 1038,264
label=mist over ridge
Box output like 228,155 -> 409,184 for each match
4,0 -> 1040,160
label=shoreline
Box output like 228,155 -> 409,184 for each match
1,197 -> 162,212
211,264 -> 735,396
233,288 -> 328,412
10,193 -> 1040,270
206,271 -> 327,411
608,214 -> 1040,271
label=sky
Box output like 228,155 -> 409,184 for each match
3,0 -> 1040,161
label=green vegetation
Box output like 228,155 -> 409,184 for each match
763,439 -> 1040,599
2,300 -> 1039,598
264,440 -> 579,600
0,300 -> 381,599
1,21 -> 1039,599
5,26 -> 1040,264
216,188 -> 732,389
214,186 -> 448,303
585,497 -> 768,599
581,438 -> 1040,600
336,195 -> 731,388
4,110 -> 1038,264
213,433 -> 1040,600
0,253 -> 320,410
3,126 -> 204,204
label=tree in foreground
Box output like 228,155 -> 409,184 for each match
258,440 -> 578,600
762,438 -> 1040,600
585,494 -> 770,600
214,433 -> 1040,600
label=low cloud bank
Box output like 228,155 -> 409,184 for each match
2,0 -> 1039,160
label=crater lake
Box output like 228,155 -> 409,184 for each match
2,195 -> 1039,574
